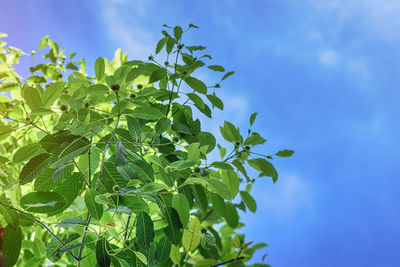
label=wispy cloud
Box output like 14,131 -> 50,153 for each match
100,0 -> 156,59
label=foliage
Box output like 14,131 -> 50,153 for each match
0,25 -> 293,266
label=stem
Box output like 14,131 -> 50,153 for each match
0,201 -> 79,261
124,214 -> 132,241
210,257 -> 245,267
166,48 -> 182,116
77,213 -> 91,266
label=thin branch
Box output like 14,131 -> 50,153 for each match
0,201 -> 79,261
210,256 -> 245,267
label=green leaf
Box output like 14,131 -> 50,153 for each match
163,207 -> 183,245
240,191 -> 257,212
136,211 -> 155,251
2,226 -> 22,267
184,76 -> 207,94
134,251 -> 148,265
185,178 -> 232,200
130,160 -> 154,182
0,126 -> 13,141
115,139 -> 127,166
220,121 -> 241,142
166,37 -> 175,54
247,158 -> 278,183
50,138 -> 90,168
96,237 -> 111,267
187,93 -> 205,109
85,189 -> 103,220
170,245 -> 181,264
221,71 -> 235,81
170,160 -> 196,170
156,37 -> 167,54
182,216 -> 202,251
275,149 -> 294,157
208,65 -> 225,72
198,132 -> 216,154
20,191 -> 66,213
126,116 -> 141,142
244,132 -> 266,146
24,86 -> 43,110
211,193 -> 226,217
97,160 -> 129,193
38,35 -> 48,50
155,236 -> 171,264
211,161 -> 233,170
87,84 -> 109,95
19,153 -> 52,185
42,82 -> 65,107
155,117 -> 171,136
250,112 -> 257,126
206,94 -> 224,110
172,193 -> 190,227
220,170 -> 240,199
13,143 -> 45,163
174,26 -> 183,40
52,172 -> 84,212
149,68 -> 167,83
225,202 -> 239,228
0,198 -> 19,229
130,106 -> 164,120
192,184 -> 208,214
57,217 -> 88,227
95,57 -> 105,81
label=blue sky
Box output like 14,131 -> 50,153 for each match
2,0 -> 400,266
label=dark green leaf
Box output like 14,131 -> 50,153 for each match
184,76 -> 207,94
275,149 -> 294,157
221,71 -> 234,81
85,189 -> 103,220
206,94 -> 224,110
155,237 -> 171,264
126,116 -> 141,142
13,143 -> 45,163
250,112 -> 257,126
130,106 -> 164,120
225,202 -> 239,228
19,153 -> 52,185
2,226 -> 22,267
240,191 -> 257,212
244,133 -> 266,146
163,207 -> 183,245
136,211 -> 155,250
207,65 -> 225,72
172,193 -> 190,227
149,67 -> 167,83
96,237 -> 111,267
220,170 -> 239,199
115,139 -> 127,166
20,191 -> 66,213
248,158 -> 278,183
155,117 -> 171,136
174,26 -> 183,40
57,217 -> 88,228
187,93 -> 205,109
156,37 -> 167,54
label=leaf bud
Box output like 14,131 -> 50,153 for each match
194,165 -> 201,173
215,83 -> 220,88
164,61 -> 169,66
177,44 -> 183,50
172,136 -> 179,143
137,84 -> 143,90
165,165 -> 172,174
84,102 -> 90,108
60,104 -> 68,112
234,141 -> 240,148
245,145 -> 250,151
112,185 -> 120,192
148,55 -> 154,61
130,93 -> 136,99
111,84 -> 120,91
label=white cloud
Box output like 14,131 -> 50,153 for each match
100,0 -> 156,59
254,173 -> 312,219
318,49 -> 339,66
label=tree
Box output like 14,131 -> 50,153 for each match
0,25 -> 293,267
